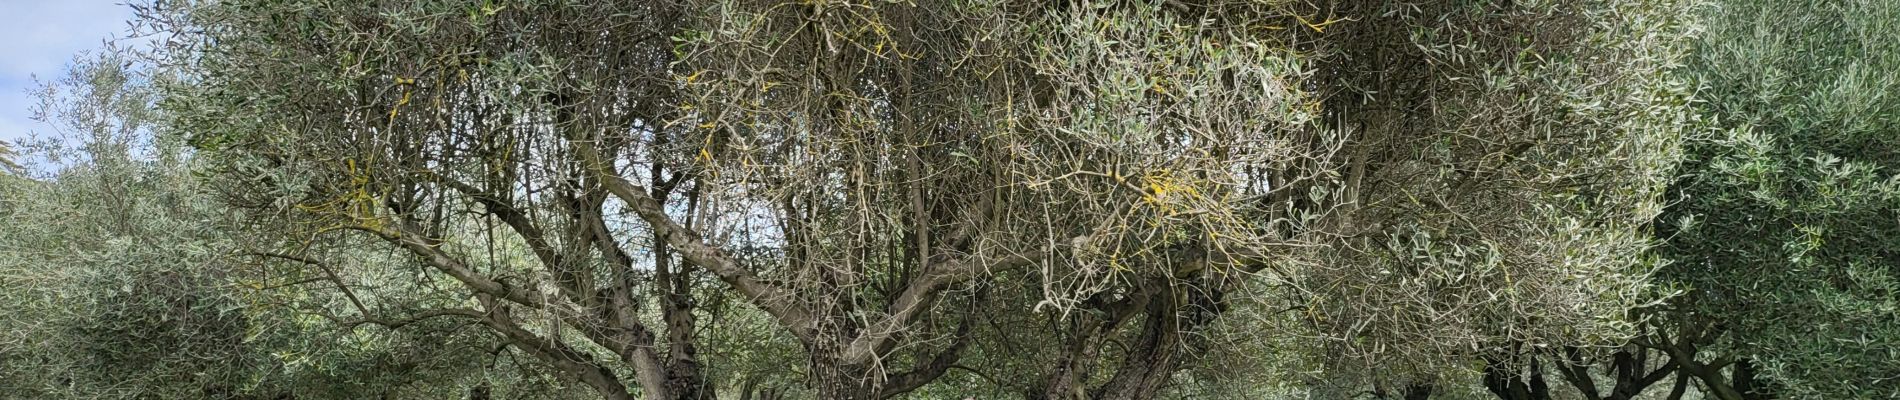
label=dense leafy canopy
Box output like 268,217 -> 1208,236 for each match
1652,0 -> 1900,398
0,0 -> 1894,399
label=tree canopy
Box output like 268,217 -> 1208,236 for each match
0,0 -> 1894,399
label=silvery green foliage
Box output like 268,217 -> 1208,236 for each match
1661,0 -> 1900,396
159,0 -> 1340,396
0,52 -> 251,399
0,50 -> 541,400
96,0 -> 1900,398
673,0 -> 1331,313
0,142 -> 20,175
1284,0 -> 1700,384
157,0 -> 736,397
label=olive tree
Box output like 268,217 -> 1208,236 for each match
1270,0 -> 1700,397
1649,0 -> 1900,398
157,0 -> 1343,397
146,0 -> 1736,399
0,50 -> 253,399
0,41 -> 552,399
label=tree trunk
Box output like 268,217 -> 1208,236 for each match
1039,289 -> 1147,400
1732,359 -> 1771,400
1091,297 -> 1193,400
806,340 -> 882,400
654,218 -> 716,400
1039,330 -> 1107,400
1485,357 -> 1553,400
812,364 -> 879,400
1039,278 -> 1227,400
1664,371 -> 1690,400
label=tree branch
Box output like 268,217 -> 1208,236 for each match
478,298 -> 635,400
842,251 -> 1044,366
427,170 -> 608,309
351,223 -> 545,308
877,315 -> 976,399
247,251 -> 378,323
314,307 -> 483,330
1552,348 -> 1601,400
572,137 -> 815,343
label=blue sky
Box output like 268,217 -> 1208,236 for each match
0,0 -> 137,145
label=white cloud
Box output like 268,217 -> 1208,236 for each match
0,1 -> 133,77
0,0 -> 136,143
